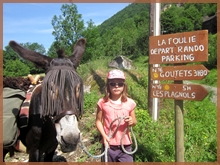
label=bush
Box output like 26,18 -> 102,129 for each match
3,60 -> 30,77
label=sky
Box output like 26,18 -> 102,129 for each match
3,3 -> 130,51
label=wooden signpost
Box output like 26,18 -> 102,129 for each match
151,64 -> 210,80
149,30 -> 209,162
149,30 -> 209,100
149,30 -> 208,64
151,84 -> 209,101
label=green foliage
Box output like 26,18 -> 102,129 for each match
183,5 -> 203,30
190,69 -> 217,87
99,3 -> 150,35
98,3 -> 150,59
161,5 -> 185,34
184,95 -> 217,161
183,3 -> 217,17
127,71 -> 149,110
81,20 -> 102,62
132,97 -> 216,162
200,69 -> 217,86
3,45 -> 20,63
203,34 -> 217,69
3,60 -> 30,77
83,90 -> 100,115
161,3 -> 216,34
161,5 -> 199,34
51,3 -> 84,55
47,42 -> 59,58
133,109 -> 175,162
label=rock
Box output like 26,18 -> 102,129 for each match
108,56 -> 136,70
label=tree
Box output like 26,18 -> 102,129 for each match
203,34 -> 217,69
183,4 -> 203,30
81,19 -> 102,62
3,60 -> 30,77
3,45 -> 20,64
161,5 -> 186,34
47,41 -> 59,58
51,3 -> 84,55
184,3 -> 217,17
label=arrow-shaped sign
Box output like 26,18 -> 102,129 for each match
151,65 -> 209,80
151,84 -> 209,101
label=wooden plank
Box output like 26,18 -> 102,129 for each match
151,64 -> 209,80
151,84 -> 209,101
149,30 -> 208,64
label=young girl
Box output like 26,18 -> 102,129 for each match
96,69 -> 137,162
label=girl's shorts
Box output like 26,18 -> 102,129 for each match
101,144 -> 133,162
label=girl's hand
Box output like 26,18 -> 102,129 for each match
103,135 -> 110,147
124,116 -> 133,126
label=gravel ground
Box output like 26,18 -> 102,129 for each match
4,141 -> 101,162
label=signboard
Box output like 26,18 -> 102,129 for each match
151,64 -> 209,80
151,84 -> 209,101
149,30 -> 208,64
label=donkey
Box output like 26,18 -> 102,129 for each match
5,38 -> 86,162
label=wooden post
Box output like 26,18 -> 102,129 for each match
174,81 -> 184,162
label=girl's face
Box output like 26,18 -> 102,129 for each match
108,79 -> 125,96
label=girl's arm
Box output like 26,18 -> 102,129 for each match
125,110 -> 137,127
96,105 -> 110,145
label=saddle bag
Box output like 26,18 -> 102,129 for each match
3,87 -> 26,147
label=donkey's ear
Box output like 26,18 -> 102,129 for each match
9,41 -> 52,70
68,38 -> 86,69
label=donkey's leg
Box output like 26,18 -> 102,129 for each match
3,148 -> 9,162
44,150 -> 56,162
26,126 -> 42,162
28,148 -> 40,162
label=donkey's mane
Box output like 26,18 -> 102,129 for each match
41,58 -> 83,117
56,49 -> 67,58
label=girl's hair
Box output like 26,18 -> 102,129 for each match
102,79 -> 129,102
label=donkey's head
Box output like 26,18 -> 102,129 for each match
9,38 -> 86,152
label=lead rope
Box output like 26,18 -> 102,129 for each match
78,116 -> 138,162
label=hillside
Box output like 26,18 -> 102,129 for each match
98,3 -> 150,35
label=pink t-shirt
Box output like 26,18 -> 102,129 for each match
97,97 -> 136,146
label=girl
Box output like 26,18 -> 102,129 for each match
96,69 -> 137,162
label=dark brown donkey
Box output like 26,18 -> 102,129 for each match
4,38 -> 86,162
